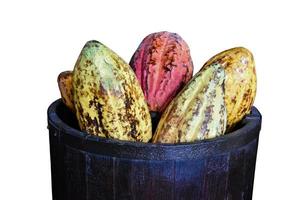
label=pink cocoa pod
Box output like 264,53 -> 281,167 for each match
130,31 -> 193,113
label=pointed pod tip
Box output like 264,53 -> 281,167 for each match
228,46 -> 254,57
145,31 -> 183,40
84,40 -> 104,48
57,70 -> 72,83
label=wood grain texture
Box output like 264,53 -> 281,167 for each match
47,99 -> 261,200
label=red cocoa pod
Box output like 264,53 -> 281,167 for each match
130,31 -> 194,113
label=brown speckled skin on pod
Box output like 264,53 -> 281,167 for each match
152,63 -> 227,143
202,47 -> 257,131
57,71 -> 75,113
72,40 -> 152,142
130,31 -> 193,114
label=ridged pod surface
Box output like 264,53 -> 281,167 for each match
130,31 -> 193,113
72,41 -> 152,142
152,64 -> 226,143
203,47 -> 256,131
57,71 -> 75,112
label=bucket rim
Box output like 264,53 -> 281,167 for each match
47,99 -> 262,160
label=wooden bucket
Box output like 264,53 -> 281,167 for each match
47,99 -> 261,200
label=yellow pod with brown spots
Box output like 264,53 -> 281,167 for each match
57,71 -> 75,113
72,40 -> 152,142
202,47 -> 256,131
152,63 -> 226,143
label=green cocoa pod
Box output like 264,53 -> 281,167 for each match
152,63 -> 226,143
73,40 -> 152,142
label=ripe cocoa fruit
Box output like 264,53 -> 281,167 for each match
202,47 -> 256,131
152,63 -> 226,143
57,71 -> 75,112
130,31 -> 193,114
73,40 -> 152,142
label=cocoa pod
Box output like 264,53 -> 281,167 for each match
152,63 -> 226,143
130,31 -> 193,113
57,71 -> 75,112
202,47 -> 256,131
72,40 -> 152,142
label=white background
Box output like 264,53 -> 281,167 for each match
0,0 -> 299,199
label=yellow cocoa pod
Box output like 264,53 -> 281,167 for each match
203,47 -> 256,131
57,71 -> 75,112
152,63 -> 226,143
72,40 -> 152,142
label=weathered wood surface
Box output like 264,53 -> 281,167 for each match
47,99 -> 261,200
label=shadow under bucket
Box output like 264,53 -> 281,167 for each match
47,99 -> 262,200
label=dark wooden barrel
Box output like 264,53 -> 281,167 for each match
47,99 -> 262,200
